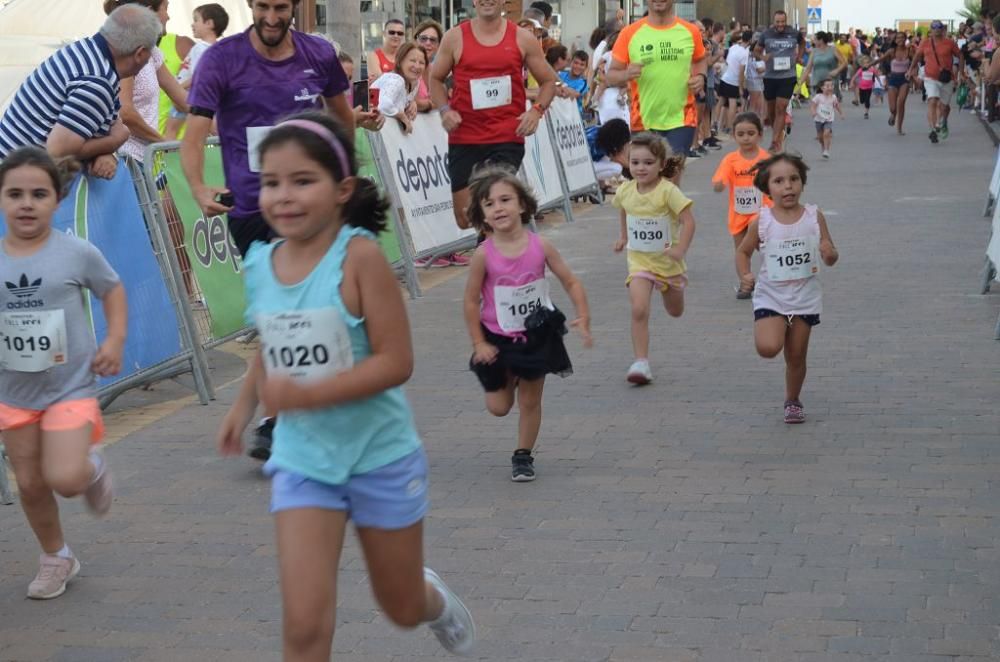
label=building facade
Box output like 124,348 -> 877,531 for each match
293,0 -> 810,63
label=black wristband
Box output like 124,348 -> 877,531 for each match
189,105 -> 215,119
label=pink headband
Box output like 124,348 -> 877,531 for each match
277,119 -> 351,179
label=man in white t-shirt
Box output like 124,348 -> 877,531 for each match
718,30 -> 752,132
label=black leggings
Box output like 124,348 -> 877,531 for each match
859,88 -> 872,110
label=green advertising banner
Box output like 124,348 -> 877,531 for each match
355,128 -> 403,264
160,134 -> 405,341
161,148 -> 247,339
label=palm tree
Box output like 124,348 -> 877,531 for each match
958,0 -> 982,22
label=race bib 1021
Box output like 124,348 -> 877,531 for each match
258,308 -> 353,383
734,186 -> 762,215
0,310 -> 68,372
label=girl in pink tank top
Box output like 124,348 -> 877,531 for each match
463,168 -> 592,482
735,153 -> 839,425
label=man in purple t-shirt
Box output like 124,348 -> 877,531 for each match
181,0 -> 355,462
180,0 -> 354,257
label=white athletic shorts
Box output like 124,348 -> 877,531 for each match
924,78 -> 954,105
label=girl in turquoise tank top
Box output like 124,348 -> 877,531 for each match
217,112 -> 475,657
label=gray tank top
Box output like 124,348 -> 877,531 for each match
809,47 -> 838,87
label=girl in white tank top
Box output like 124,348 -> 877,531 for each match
735,153 -> 839,425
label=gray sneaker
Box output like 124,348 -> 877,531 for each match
425,568 -> 476,655
27,554 -> 80,600
84,452 -> 113,517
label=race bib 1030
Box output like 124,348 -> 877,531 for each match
626,214 -> 671,252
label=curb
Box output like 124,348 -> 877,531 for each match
979,113 -> 1000,147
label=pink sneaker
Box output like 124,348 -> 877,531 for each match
447,253 -> 471,266
84,455 -> 114,517
415,256 -> 451,269
783,400 -> 805,424
27,553 -> 80,599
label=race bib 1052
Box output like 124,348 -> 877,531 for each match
765,236 -> 819,282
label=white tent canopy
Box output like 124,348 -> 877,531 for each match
0,0 -> 254,111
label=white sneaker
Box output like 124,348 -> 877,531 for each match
425,568 -> 475,655
626,359 -> 653,385
822,150 -> 830,159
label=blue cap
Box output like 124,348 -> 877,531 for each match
931,20 -> 945,29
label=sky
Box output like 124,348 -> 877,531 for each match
820,0 -> 967,30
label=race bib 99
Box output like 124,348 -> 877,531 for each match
765,236 -> 819,282
626,215 -> 671,252
470,75 -> 512,110
258,308 -> 353,383
0,310 -> 68,373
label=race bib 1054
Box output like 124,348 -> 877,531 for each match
494,279 -> 553,333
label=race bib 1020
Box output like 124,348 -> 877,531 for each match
258,308 -> 353,383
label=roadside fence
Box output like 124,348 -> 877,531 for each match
982,148 -> 1000,339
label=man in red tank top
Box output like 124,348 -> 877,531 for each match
368,18 -> 405,82
430,0 -> 558,230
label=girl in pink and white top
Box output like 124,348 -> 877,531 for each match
850,55 -> 879,119
463,168 -> 591,483
735,153 -> 839,424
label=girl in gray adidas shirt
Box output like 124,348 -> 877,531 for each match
0,147 -> 127,600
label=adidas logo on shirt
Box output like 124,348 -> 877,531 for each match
5,274 -> 44,308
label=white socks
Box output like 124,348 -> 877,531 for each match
89,451 -> 104,484
54,544 -> 73,559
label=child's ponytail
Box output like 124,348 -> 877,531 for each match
342,176 -> 389,234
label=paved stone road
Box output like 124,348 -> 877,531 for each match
1,97 -> 999,662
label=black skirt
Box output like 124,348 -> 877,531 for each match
470,307 -> 573,392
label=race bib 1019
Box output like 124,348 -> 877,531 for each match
0,310 -> 68,372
